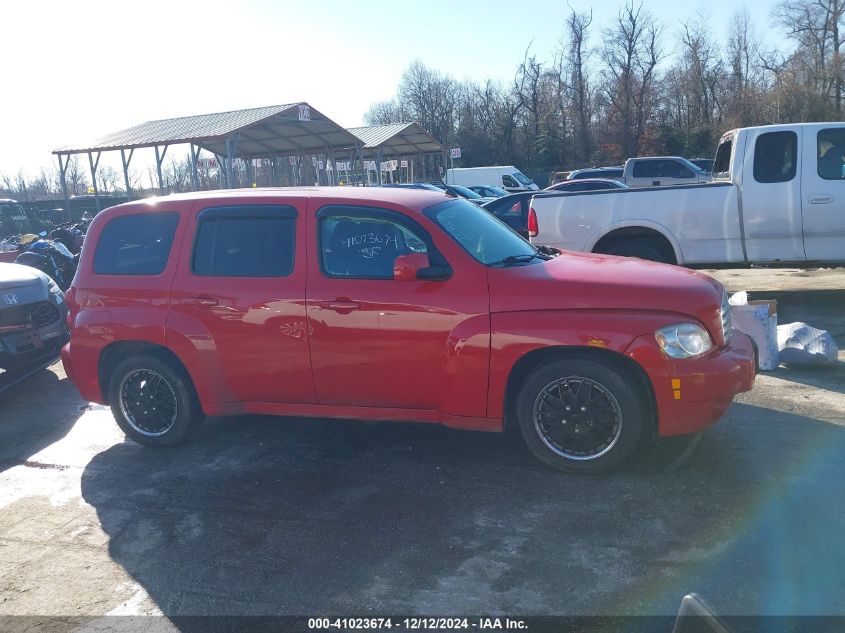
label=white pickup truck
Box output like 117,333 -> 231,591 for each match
531,122 -> 845,265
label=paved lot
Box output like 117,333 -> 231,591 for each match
1,268 -> 844,618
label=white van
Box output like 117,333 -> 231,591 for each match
446,166 -> 539,192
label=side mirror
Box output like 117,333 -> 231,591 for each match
393,253 -> 430,281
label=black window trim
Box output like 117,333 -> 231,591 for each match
753,130 -> 798,184
191,204 -> 297,278
93,211 -> 180,276
315,204 -> 452,281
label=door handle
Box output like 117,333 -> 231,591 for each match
320,299 -> 361,312
182,296 -> 219,306
808,194 -> 834,204
652,180 -> 661,186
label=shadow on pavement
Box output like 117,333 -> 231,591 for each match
81,402 -> 845,618
0,364 -> 85,473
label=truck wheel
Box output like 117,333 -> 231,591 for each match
604,238 -> 674,264
515,358 -> 645,473
107,354 -> 204,447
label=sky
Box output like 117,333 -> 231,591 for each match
1,0 -> 781,182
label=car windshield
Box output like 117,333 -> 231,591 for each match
449,184 -> 483,199
424,198 -> 542,265
512,172 -> 532,185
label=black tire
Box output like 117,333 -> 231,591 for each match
515,358 -> 646,473
107,354 -> 204,447
603,237 -> 674,264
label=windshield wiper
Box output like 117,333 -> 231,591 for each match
489,251 -> 551,267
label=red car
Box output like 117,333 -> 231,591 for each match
61,188 -> 755,473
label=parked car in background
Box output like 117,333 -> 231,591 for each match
428,182 -> 494,204
568,166 -> 624,181
62,187 -> 754,473
480,192 -> 536,238
380,183 -> 444,192
469,185 -> 508,198
0,263 -> 69,372
690,158 -> 714,174
446,166 -> 539,192
530,122 -> 845,265
549,171 -> 570,185
622,156 -> 712,188
545,179 -> 629,192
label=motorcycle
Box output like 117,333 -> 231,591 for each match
14,236 -> 79,290
49,219 -> 87,255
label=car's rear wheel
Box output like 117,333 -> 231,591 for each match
108,354 -> 204,447
515,358 -> 645,473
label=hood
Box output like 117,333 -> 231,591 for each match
488,251 -> 725,340
0,263 -> 50,292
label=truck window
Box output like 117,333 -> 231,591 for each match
660,160 -> 693,178
753,131 -> 797,184
192,206 -> 296,277
713,137 -> 732,178
817,128 -> 845,180
93,212 -> 180,275
632,160 -> 658,178
502,175 -> 518,188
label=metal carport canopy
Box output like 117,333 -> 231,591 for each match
345,122 -> 445,155
53,102 -> 360,157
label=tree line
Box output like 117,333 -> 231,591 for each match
366,0 -> 845,177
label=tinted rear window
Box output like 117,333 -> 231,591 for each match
192,206 -> 296,277
93,212 -> 179,275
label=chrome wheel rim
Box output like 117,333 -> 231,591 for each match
118,369 -> 178,437
532,376 -> 623,461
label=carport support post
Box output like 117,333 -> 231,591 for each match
189,144 -> 200,191
57,154 -> 70,215
87,151 -> 101,214
154,145 -> 169,195
376,146 -> 384,186
120,148 -> 134,198
225,134 -> 239,190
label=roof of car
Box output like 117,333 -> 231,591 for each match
106,186 -> 454,215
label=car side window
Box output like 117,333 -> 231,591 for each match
93,212 -> 180,275
754,131 -> 797,183
490,199 -> 522,216
319,208 -> 428,279
817,128 -> 845,180
192,205 -> 296,277
502,175 -> 518,188
632,160 -> 658,178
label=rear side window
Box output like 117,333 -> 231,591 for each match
753,131 -> 797,183
817,127 -> 845,179
93,212 -> 179,275
713,137 -> 733,178
632,160 -> 658,178
192,205 -> 296,277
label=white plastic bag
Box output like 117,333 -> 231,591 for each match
777,322 -> 838,366
729,292 -> 779,371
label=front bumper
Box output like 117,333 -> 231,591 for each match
0,311 -> 70,370
625,329 -> 756,437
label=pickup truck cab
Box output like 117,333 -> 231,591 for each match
532,122 -> 845,265
62,187 -> 754,473
623,156 -> 711,188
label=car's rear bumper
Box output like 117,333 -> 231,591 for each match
626,329 -> 756,437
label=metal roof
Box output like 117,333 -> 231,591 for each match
53,103 -> 361,157
346,122 -> 445,155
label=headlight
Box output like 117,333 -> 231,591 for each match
48,279 -> 64,304
655,323 -> 713,359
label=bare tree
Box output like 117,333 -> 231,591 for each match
598,1 -> 663,158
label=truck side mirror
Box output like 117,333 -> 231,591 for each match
393,253 -> 430,281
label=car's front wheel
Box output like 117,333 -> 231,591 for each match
108,354 -> 204,447
515,358 -> 646,473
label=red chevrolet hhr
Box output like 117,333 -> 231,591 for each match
61,187 -> 755,473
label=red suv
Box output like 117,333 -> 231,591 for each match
61,187 -> 755,473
